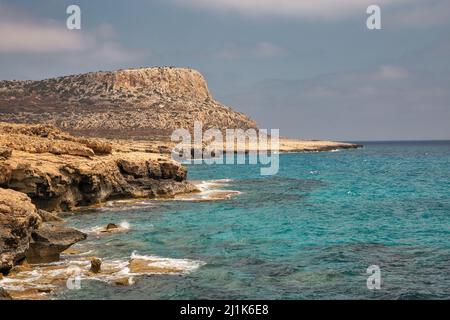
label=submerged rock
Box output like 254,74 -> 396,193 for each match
0,147 -> 11,160
128,259 -> 182,274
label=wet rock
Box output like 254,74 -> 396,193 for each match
9,261 -> 33,274
105,223 -> 119,231
114,277 -> 134,286
0,188 -> 41,274
0,287 -> 12,300
26,224 -> 87,263
90,257 -> 102,273
61,248 -> 82,255
128,259 -> 181,274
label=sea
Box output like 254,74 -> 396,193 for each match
60,141 -> 450,299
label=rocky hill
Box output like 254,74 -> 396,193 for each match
0,67 -> 257,138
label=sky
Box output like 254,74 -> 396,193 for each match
0,0 -> 449,140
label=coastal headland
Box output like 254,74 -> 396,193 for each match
0,67 -> 361,299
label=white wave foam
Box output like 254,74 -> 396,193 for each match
129,251 -> 205,274
1,250 -> 206,296
175,179 -> 240,201
88,220 -> 131,235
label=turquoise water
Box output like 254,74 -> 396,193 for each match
63,141 -> 450,299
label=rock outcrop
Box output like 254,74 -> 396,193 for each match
0,122 -> 197,277
26,224 -> 87,263
0,122 -> 197,212
0,188 -> 86,273
0,67 -> 257,138
0,188 -> 40,274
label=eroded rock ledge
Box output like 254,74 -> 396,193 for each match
0,122 -> 197,212
0,122 -> 197,277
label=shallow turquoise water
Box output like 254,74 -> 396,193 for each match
63,141 -> 450,299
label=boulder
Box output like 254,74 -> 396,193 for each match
37,209 -> 63,223
90,257 -> 102,273
26,224 -> 87,263
0,188 -> 41,274
114,277 -> 134,286
105,223 -> 119,231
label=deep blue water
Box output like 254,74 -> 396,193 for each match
63,141 -> 450,299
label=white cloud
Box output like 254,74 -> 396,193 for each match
0,21 -> 87,53
215,42 -> 287,60
386,0 -> 450,28
224,64 -> 450,140
175,0 -> 401,20
176,0 -> 450,27
0,4 -> 145,65
374,65 -> 410,80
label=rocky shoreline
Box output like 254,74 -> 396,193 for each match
0,122 -> 198,298
0,122 -> 362,299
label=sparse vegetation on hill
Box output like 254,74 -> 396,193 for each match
0,67 -> 257,138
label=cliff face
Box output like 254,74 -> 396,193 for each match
0,67 -> 257,138
0,122 -> 196,212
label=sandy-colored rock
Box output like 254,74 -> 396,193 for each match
26,224 -> 87,263
37,209 -> 63,223
61,247 -> 82,255
0,287 -> 12,300
128,259 -> 182,274
105,223 -> 118,231
114,277 -> 134,286
0,188 -> 41,274
0,122 -> 111,157
0,122 -> 197,212
9,260 -> 33,274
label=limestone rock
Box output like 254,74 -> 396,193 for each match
0,287 -> 12,300
105,223 -> 118,231
0,122 -> 198,212
26,224 -> 87,263
128,258 -> 182,274
0,188 -> 41,274
114,277 -> 134,286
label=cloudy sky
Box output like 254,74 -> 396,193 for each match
0,0 -> 449,140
